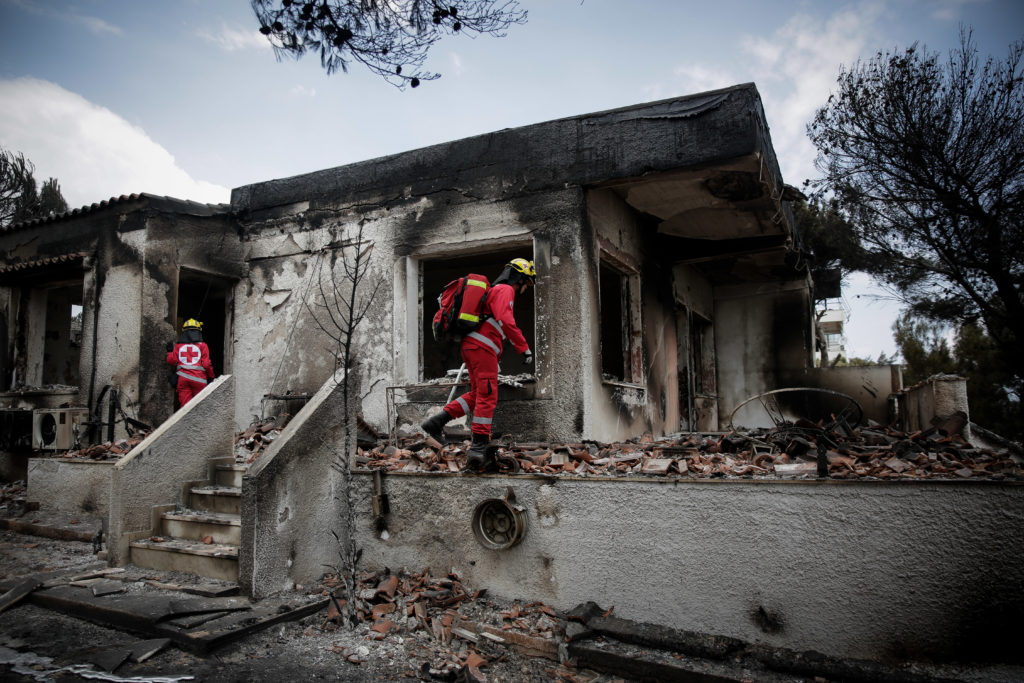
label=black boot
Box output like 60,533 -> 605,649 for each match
465,433 -> 492,471
421,410 -> 451,445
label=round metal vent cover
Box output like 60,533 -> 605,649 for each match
472,495 -> 526,550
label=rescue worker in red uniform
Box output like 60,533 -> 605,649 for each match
166,318 -> 215,407
421,258 -> 535,471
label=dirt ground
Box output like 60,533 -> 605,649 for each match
0,529 -> 593,682
3,528 -> 1023,683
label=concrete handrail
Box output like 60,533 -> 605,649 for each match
239,368 -> 356,599
107,375 -> 235,566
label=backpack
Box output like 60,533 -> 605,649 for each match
432,273 -> 490,342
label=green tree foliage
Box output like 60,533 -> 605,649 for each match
893,312 -> 953,386
894,313 -> 1021,440
808,30 -> 1024,395
792,197 -> 867,279
0,147 -> 69,226
252,0 -> 527,88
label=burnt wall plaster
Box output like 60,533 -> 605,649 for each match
139,213 -> 244,427
348,473 -> 1024,665
585,189 -> 682,440
715,280 -> 815,428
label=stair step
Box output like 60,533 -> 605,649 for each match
132,537 -> 239,558
189,486 -> 241,515
130,537 -> 239,582
162,510 -> 241,545
214,464 -> 247,488
164,510 -> 241,525
191,486 -> 241,496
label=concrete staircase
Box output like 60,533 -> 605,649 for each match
129,458 -> 246,582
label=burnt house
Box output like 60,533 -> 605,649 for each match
2,85 -> 1017,665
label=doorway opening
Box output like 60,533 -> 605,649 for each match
175,270 -> 232,376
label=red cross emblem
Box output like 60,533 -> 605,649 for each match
178,344 -> 201,365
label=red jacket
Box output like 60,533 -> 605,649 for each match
462,283 -> 529,358
167,342 -> 214,384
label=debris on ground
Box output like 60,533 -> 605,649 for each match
233,414 -> 291,464
61,431 -> 149,461
315,567 -> 563,679
0,482 -> 30,518
363,411 -> 1023,481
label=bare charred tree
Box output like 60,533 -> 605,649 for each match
305,222 -> 384,626
251,0 -> 526,88
807,29 -> 1024,399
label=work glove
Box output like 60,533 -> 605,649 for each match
523,349 -> 534,366
166,341 -> 174,352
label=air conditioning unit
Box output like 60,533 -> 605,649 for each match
32,408 -> 89,451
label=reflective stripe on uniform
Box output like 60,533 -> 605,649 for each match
459,311 -> 480,324
177,371 -> 208,384
467,331 -> 501,355
467,278 -> 487,289
484,317 -> 505,339
456,396 -> 470,414
178,364 -> 204,371
472,415 -> 492,425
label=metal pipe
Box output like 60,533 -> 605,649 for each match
447,363 -> 466,405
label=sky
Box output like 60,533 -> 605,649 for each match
1,0 -> 1021,361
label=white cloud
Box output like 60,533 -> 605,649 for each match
0,78 -> 229,208
289,84 -> 317,97
4,0 -> 122,36
659,2 -> 900,357
198,24 -> 271,52
929,0 -> 989,21
72,14 -> 122,36
741,4 -> 883,186
673,64 -> 736,95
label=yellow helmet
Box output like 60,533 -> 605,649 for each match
182,318 -> 203,331
508,258 -> 536,282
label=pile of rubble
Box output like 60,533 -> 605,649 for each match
0,480 -> 28,517
359,412 -> 1023,481
233,414 -> 290,464
315,567 -> 561,680
62,432 -> 149,461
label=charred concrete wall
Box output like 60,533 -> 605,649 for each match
136,212 -> 243,427
803,365 -> 903,425
0,199 -> 239,438
239,368 -> 355,599
901,374 -> 970,438
716,280 -> 815,428
231,88 -> 777,440
349,472 -> 1024,665
26,458 -> 112,515
584,189 -> 680,440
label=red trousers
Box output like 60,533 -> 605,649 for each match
443,343 -> 498,436
176,377 -> 206,407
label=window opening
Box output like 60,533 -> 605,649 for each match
691,314 -> 713,396
41,283 -> 83,386
421,248 -> 535,381
599,262 -> 626,381
599,256 -> 641,385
